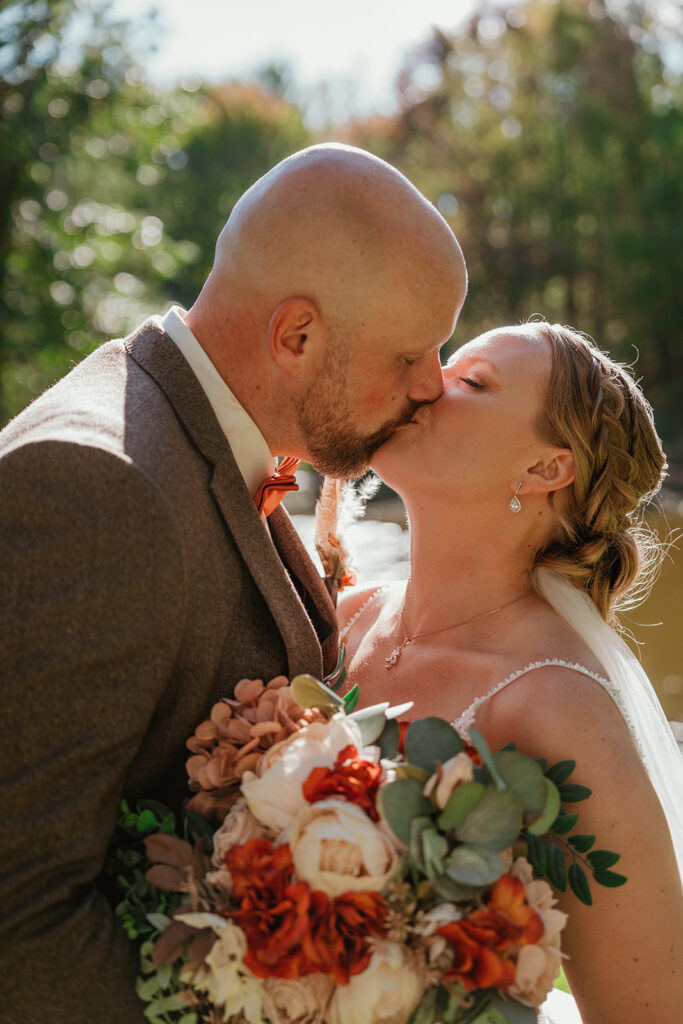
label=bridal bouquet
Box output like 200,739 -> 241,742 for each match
109,670 -> 625,1024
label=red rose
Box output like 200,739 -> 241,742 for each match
438,875 -> 544,991
302,744 -> 382,821
305,890 -> 388,984
224,838 -> 387,982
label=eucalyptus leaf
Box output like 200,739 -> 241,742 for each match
469,1004 -> 509,1024
143,993 -> 189,1016
593,868 -> 628,888
455,787 -> 523,852
550,813 -> 579,835
525,831 -> 548,878
407,985 -> 438,1024
347,702 -> 391,744
156,962 -> 172,989
558,783 -> 592,803
376,717 -> 400,759
526,778 -> 561,836
468,728 -> 504,789
586,849 -> 620,869
404,718 -> 464,774
567,834 -> 595,853
136,973 -> 162,1001
485,992 -> 538,1024
343,684 -> 359,712
437,781 -> 484,830
422,829 -> 449,880
394,763 -> 431,783
433,872 -> 480,901
568,863 -> 592,905
545,760 -> 576,787
146,913 -> 171,931
410,816 -> 433,874
445,844 -> 504,886
493,751 -> 546,812
290,673 -> 344,710
324,644 -> 347,691
378,778 -> 432,845
547,844 -> 567,892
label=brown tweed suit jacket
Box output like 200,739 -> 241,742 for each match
0,319 -> 337,1023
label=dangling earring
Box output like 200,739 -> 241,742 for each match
509,482 -> 522,513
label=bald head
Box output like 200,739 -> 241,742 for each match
195,144 -> 465,341
185,144 -> 467,468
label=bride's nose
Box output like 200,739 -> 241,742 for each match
407,353 -> 444,404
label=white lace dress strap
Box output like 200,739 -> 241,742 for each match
338,585 -> 386,644
452,658 -> 643,757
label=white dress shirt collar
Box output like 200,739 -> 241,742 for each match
161,306 -> 276,497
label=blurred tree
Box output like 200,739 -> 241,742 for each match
0,0 -> 309,425
352,0 -> 683,446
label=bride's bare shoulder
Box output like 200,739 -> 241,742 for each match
336,580 -> 402,632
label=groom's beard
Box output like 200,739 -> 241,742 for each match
297,357 -> 419,479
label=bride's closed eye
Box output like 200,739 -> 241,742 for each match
459,376 -> 486,390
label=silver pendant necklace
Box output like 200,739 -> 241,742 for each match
384,589 -> 532,669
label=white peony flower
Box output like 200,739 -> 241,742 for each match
261,973 -> 334,1024
423,752 -> 474,810
288,798 -> 401,898
241,715 -> 370,832
176,914 -> 263,1023
326,939 -> 427,1024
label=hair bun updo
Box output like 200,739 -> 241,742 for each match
531,322 -> 667,623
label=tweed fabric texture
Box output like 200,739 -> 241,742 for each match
0,320 -> 337,1022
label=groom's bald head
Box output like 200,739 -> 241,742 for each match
186,144 -> 467,471
208,144 -> 464,331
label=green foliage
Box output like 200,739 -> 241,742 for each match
352,0 -> 683,444
524,758 -> 626,905
404,717 -> 464,773
0,0 -> 309,425
104,796 -> 213,943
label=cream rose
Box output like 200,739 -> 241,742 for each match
288,798 -> 400,898
176,913 -> 263,1023
326,940 -> 427,1024
241,715 -> 371,832
261,974 -> 334,1024
506,857 -> 568,1008
423,752 -> 474,810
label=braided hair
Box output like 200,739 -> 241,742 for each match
531,322 -> 667,623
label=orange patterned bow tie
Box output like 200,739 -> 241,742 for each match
253,456 -> 300,516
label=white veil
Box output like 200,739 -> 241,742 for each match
534,567 -> 683,880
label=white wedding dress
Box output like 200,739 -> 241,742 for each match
453,568 -> 683,1024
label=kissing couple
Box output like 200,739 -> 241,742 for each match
0,145 -> 681,1024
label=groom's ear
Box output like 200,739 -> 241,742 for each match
268,298 -> 320,376
523,448 -> 575,494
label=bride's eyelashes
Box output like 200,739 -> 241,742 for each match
459,376 -> 486,390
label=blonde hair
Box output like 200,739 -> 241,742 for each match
531,322 -> 667,623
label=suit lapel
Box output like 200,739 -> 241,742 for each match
125,320 -> 329,680
269,506 -> 338,677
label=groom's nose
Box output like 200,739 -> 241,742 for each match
407,352 -> 445,404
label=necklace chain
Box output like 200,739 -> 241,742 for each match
384,589 -> 533,670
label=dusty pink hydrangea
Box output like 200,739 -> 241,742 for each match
185,676 -> 323,822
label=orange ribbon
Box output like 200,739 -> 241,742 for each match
253,456 -> 300,516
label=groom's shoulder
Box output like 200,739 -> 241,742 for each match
0,318 -> 186,463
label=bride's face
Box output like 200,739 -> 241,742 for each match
371,327 -> 552,504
